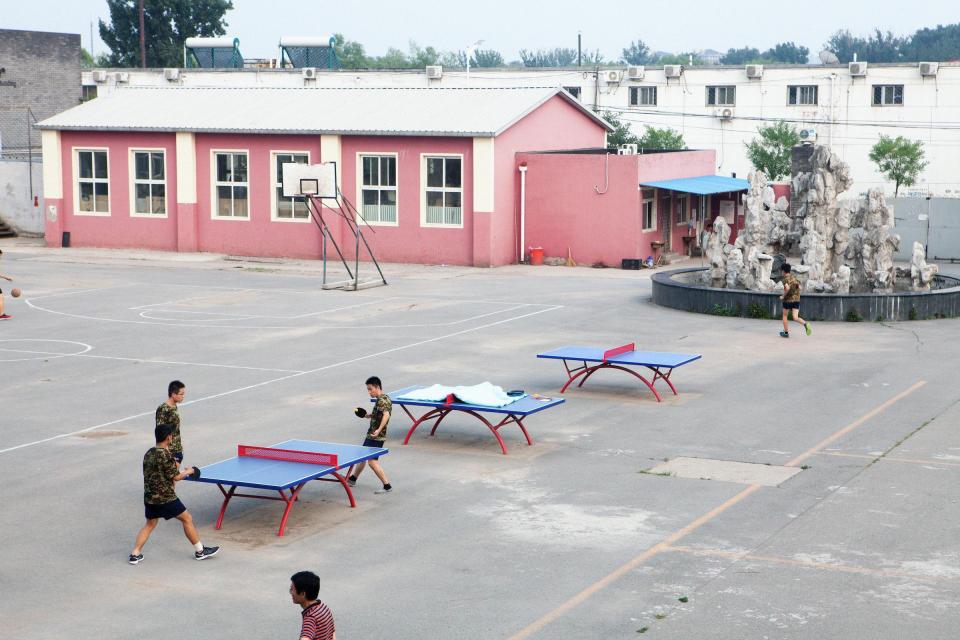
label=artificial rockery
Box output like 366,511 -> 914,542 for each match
703,145 -> 937,294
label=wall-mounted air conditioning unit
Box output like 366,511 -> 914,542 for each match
627,65 -> 645,80
919,62 -> 939,76
848,61 -> 867,76
426,65 -> 443,79
605,70 -> 623,83
664,64 -> 683,78
799,127 -> 817,144
618,143 -> 638,155
301,67 -> 317,80
714,107 -> 734,120
745,64 -> 763,79
92,70 -> 107,83
115,72 -> 130,83
163,68 -> 180,81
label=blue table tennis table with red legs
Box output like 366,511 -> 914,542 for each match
537,343 -> 701,401
186,439 -> 387,536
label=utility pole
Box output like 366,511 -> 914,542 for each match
139,0 -> 146,68
577,31 -> 582,67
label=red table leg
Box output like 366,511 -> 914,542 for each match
215,484 -> 236,530
402,407 -> 445,445
571,362 -> 663,402
649,366 -> 678,395
277,484 -> 307,536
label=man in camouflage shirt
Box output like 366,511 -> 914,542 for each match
347,376 -> 393,494
779,263 -> 812,338
156,380 -> 186,462
129,423 -> 219,564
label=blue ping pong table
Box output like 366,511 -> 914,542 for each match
387,386 -> 565,455
537,343 -> 701,401
186,439 -> 387,536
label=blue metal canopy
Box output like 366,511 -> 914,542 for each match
639,175 -> 749,195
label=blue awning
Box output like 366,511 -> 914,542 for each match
639,175 -> 749,195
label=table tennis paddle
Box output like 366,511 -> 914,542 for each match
354,407 -> 367,418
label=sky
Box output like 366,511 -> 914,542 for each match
2,0 -> 958,62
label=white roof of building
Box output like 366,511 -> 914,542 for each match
38,86 -> 612,137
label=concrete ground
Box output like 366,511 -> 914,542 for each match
1,239 -> 959,639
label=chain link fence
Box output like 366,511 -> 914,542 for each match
0,107 -> 41,161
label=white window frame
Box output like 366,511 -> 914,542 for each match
128,148 -> 168,218
356,152 -> 399,227
270,150 -> 311,223
675,194 -> 689,225
563,86 -> 581,100
420,153 -> 464,229
73,147 -> 111,216
629,86 -> 657,106
706,85 -> 736,106
787,85 -> 818,106
210,149 -> 250,221
641,189 -> 657,231
872,84 -> 904,106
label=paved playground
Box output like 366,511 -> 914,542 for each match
1,240 -> 959,639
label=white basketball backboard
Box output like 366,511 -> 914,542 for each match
282,162 -> 337,199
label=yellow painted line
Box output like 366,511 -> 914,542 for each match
818,451 -> 960,468
506,380 -> 927,640
666,545 -> 956,582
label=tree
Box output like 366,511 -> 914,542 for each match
869,135 -> 927,196
763,41 -> 810,64
99,0 -> 233,68
80,47 -> 110,68
720,47 -> 761,65
372,47 -> 410,69
900,23 -> 960,61
601,111 -> 641,148
519,48 -> 578,67
621,40 -> 650,65
332,33 -> 370,68
824,28 -> 904,63
638,126 -> 685,150
407,42 -> 441,68
657,52 -> 703,65
470,48 -> 504,67
745,121 -> 800,181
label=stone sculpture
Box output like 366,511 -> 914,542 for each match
910,241 -> 939,291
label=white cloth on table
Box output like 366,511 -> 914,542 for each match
397,382 -> 523,407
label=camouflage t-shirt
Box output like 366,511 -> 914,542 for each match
782,273 -> 801,303
367,395 -> 392,442
155,402 -> 182,454
143,446 -> 179,505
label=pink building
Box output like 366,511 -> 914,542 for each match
38,86 -> 610,267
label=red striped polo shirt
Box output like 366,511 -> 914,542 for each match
300,601 -> 335,640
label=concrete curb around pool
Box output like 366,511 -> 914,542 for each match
651,267 -> 960,321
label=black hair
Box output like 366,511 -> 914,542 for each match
167,380 -> 185,397
365,376 -> 382,389
781,263 -> 792,273
155,423 -> 175,444
290,571 -> 320,600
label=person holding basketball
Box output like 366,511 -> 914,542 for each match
348,376 -> 392,493
156,380 -> 186,463
0,248 -> 14,320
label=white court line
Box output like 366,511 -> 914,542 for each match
131,296 -> 397,321
26,284 -> 137,302
0,304 -> 562,455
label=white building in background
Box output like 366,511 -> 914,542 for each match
82,61 -> 960,196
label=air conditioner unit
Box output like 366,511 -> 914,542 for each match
301,67 -> 317,80
163,68 -> 180,81
605,70 -> 623,83
799,127 -> 817,144
92,70 -> 107,83
714,107 -> 734,120
745,64 -> 763,79
848,61 -> 867,76
115,72 -> 130,83
426,65 -> 443,79
627,65 -> 645,80
664,64 -> 683,78
919,62 -> 939,76
618,143 -> 638,155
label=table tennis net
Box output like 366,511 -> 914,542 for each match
238,445 -> 338,468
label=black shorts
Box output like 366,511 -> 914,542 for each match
783,301 -> 800,310
172,451 -> 183,463
144,498 -> 187,521
362,437 -> 386,449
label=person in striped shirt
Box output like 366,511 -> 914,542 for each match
290,571 -> 335,640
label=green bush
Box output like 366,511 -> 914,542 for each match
908,307 -> 918,320
747,302 -> 771,319
710,303 -> 736,316
845,308 -> 863,322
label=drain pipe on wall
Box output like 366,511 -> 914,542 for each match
519,162 -> 528,262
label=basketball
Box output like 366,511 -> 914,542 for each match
11,288 -> 21,298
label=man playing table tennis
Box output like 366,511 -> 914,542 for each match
348,376 -> 392,494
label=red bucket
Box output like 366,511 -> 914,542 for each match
528,247 -> 544,265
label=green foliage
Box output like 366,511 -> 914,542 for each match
745,121 -> 800,181
332,33 -> 369,68
763,41 -> 810,63
710,303 -> 737,317
657,52 -> 703,65
638,126 -> 686,150
80,48 -> 109,68
601,111 -> 641,147
519,48 -> 578,67
622,40 -> 651,65
902,24 -> 960,61
720,47 -> 761,65
747,302 -> 771,319
845,309 -> 863,322
868,135 -> 927,196
99,0 -> 233,68
471,49 -> 504,68
824,28 -> 906,63
909,306 -> 918,320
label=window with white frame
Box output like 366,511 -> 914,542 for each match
787,85 -> 818,106
360,155 -> 397,223
676,194 -> 689,223
630,86 -> 657,106
76,149 -> 109,214
273,152 -> 309,220
563,86 -> 581,100
706,85 -> 736,106
872,84 -> 904,106
213,151 -> 249,218
131,150 -> 165,215
424,156 -> 462,226
641,189 -> 656,231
